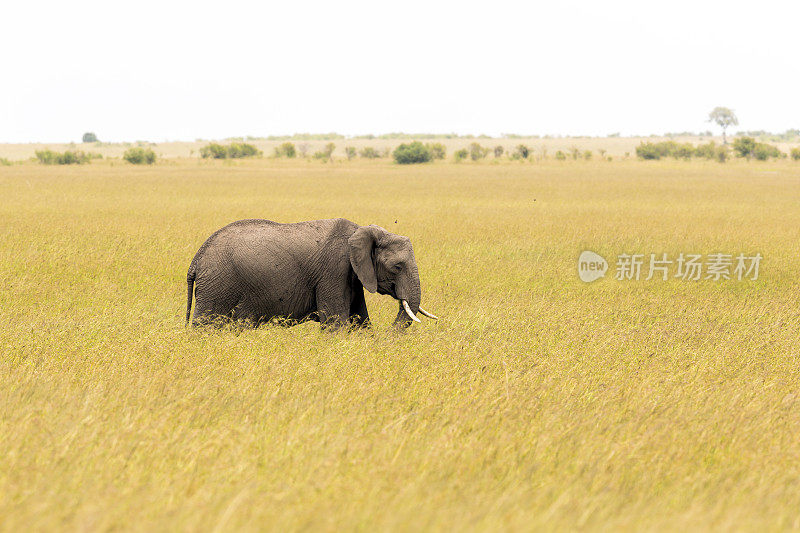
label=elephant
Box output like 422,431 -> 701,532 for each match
185,218 -> 438,329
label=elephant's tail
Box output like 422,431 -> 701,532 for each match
186,262 -> 197,326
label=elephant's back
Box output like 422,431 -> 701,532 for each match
202,218 -> 354,243
190,217 -> 354,278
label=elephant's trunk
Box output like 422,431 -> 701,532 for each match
393,263 -> 422,328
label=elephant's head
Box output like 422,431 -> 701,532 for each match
348,225 -> 438,327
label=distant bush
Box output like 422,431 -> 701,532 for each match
274,142 -> 296,158
82,132 -> 98,143
752,142 -> 783,161
732,137 -> 756,159
469,143 -> 489,161
694,141 -> 729,162
359,146 -> 381,159
733,137 -> 783,160
512,145 -> 529,160
494,146 -> 504,158
583,150 -> 592,160
694,141 -> 717,159
453,149 -> 468,162
791,148 -> 800,161
555,151 -> 567,161
35,149 -> 93,165
313,143 -> 336,162
633,138 -> 769,162
636,142 -> 662,159
673,143 -> 695,160
635,141 -> 697,160
345,146 -> 356,160
200,142 -> 262,159
228,142 -> 261,158
0,157 -> 11,166
393,141 -> 432,164
200,143 -> 228,159
425,142 -> 446,160
123,147 -> 157,165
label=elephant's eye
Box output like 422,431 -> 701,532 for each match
391,262 -> 403,273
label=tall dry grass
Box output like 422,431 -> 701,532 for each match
1,158 -> 799,530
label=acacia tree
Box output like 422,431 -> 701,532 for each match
708,107 -> 738,145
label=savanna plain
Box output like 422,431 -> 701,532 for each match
1,156 -> 800,531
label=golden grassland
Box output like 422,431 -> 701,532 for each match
6,135 -> 798,161
1,157 -> 800,531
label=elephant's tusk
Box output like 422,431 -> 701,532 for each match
417,306 -> 438,320
402,300 -> 421,323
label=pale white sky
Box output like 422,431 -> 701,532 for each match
2,0 -> 797,143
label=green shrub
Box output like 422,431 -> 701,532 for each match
673,143 -> 695,160
0,158 -> 11,166
716,146 -> 729,163
393,142 -> 432,164
791,148 -> 800,161
82,132 -> 98,143
694,141 -> 718,159
35,149 -> 92,165
469,143 -> 489,161
425,142 -> 446,160
752,143 -> 783,161
345,146 -> 357,160
228,142 -> 261,158
274,142 -> 296,158
200,143 -> 229,159
555,151 -> 567,161
732,137 -> 756,159
123,147 -> 157,165
453,149 -> 468,162
200,142 -> 262,159
359,147 -> 381,159
733,137 -> 782,160
570,147 -> 580,160
512,145 -> 529,160
635,142 -> 664,160
493,146 -> 504,158
35,150 -> 58,164
583,150 -> 592,160
313,143 -> 336,162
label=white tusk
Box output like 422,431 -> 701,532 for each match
417,306 -> 438,320
402,300 -> 421,322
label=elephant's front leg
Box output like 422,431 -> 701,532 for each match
349,286 -> 371,328
315,279 -> 352,331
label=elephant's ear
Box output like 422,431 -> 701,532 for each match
348,225 -> 382,293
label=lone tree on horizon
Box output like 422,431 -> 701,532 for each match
708,107 -> 738,144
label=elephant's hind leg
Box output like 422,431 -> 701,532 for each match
192,288 -> 241,327
230,297 -> 264,328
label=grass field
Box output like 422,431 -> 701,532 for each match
1,157 -> 800,530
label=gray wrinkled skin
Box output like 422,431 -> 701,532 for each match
186,218 -> 423,329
